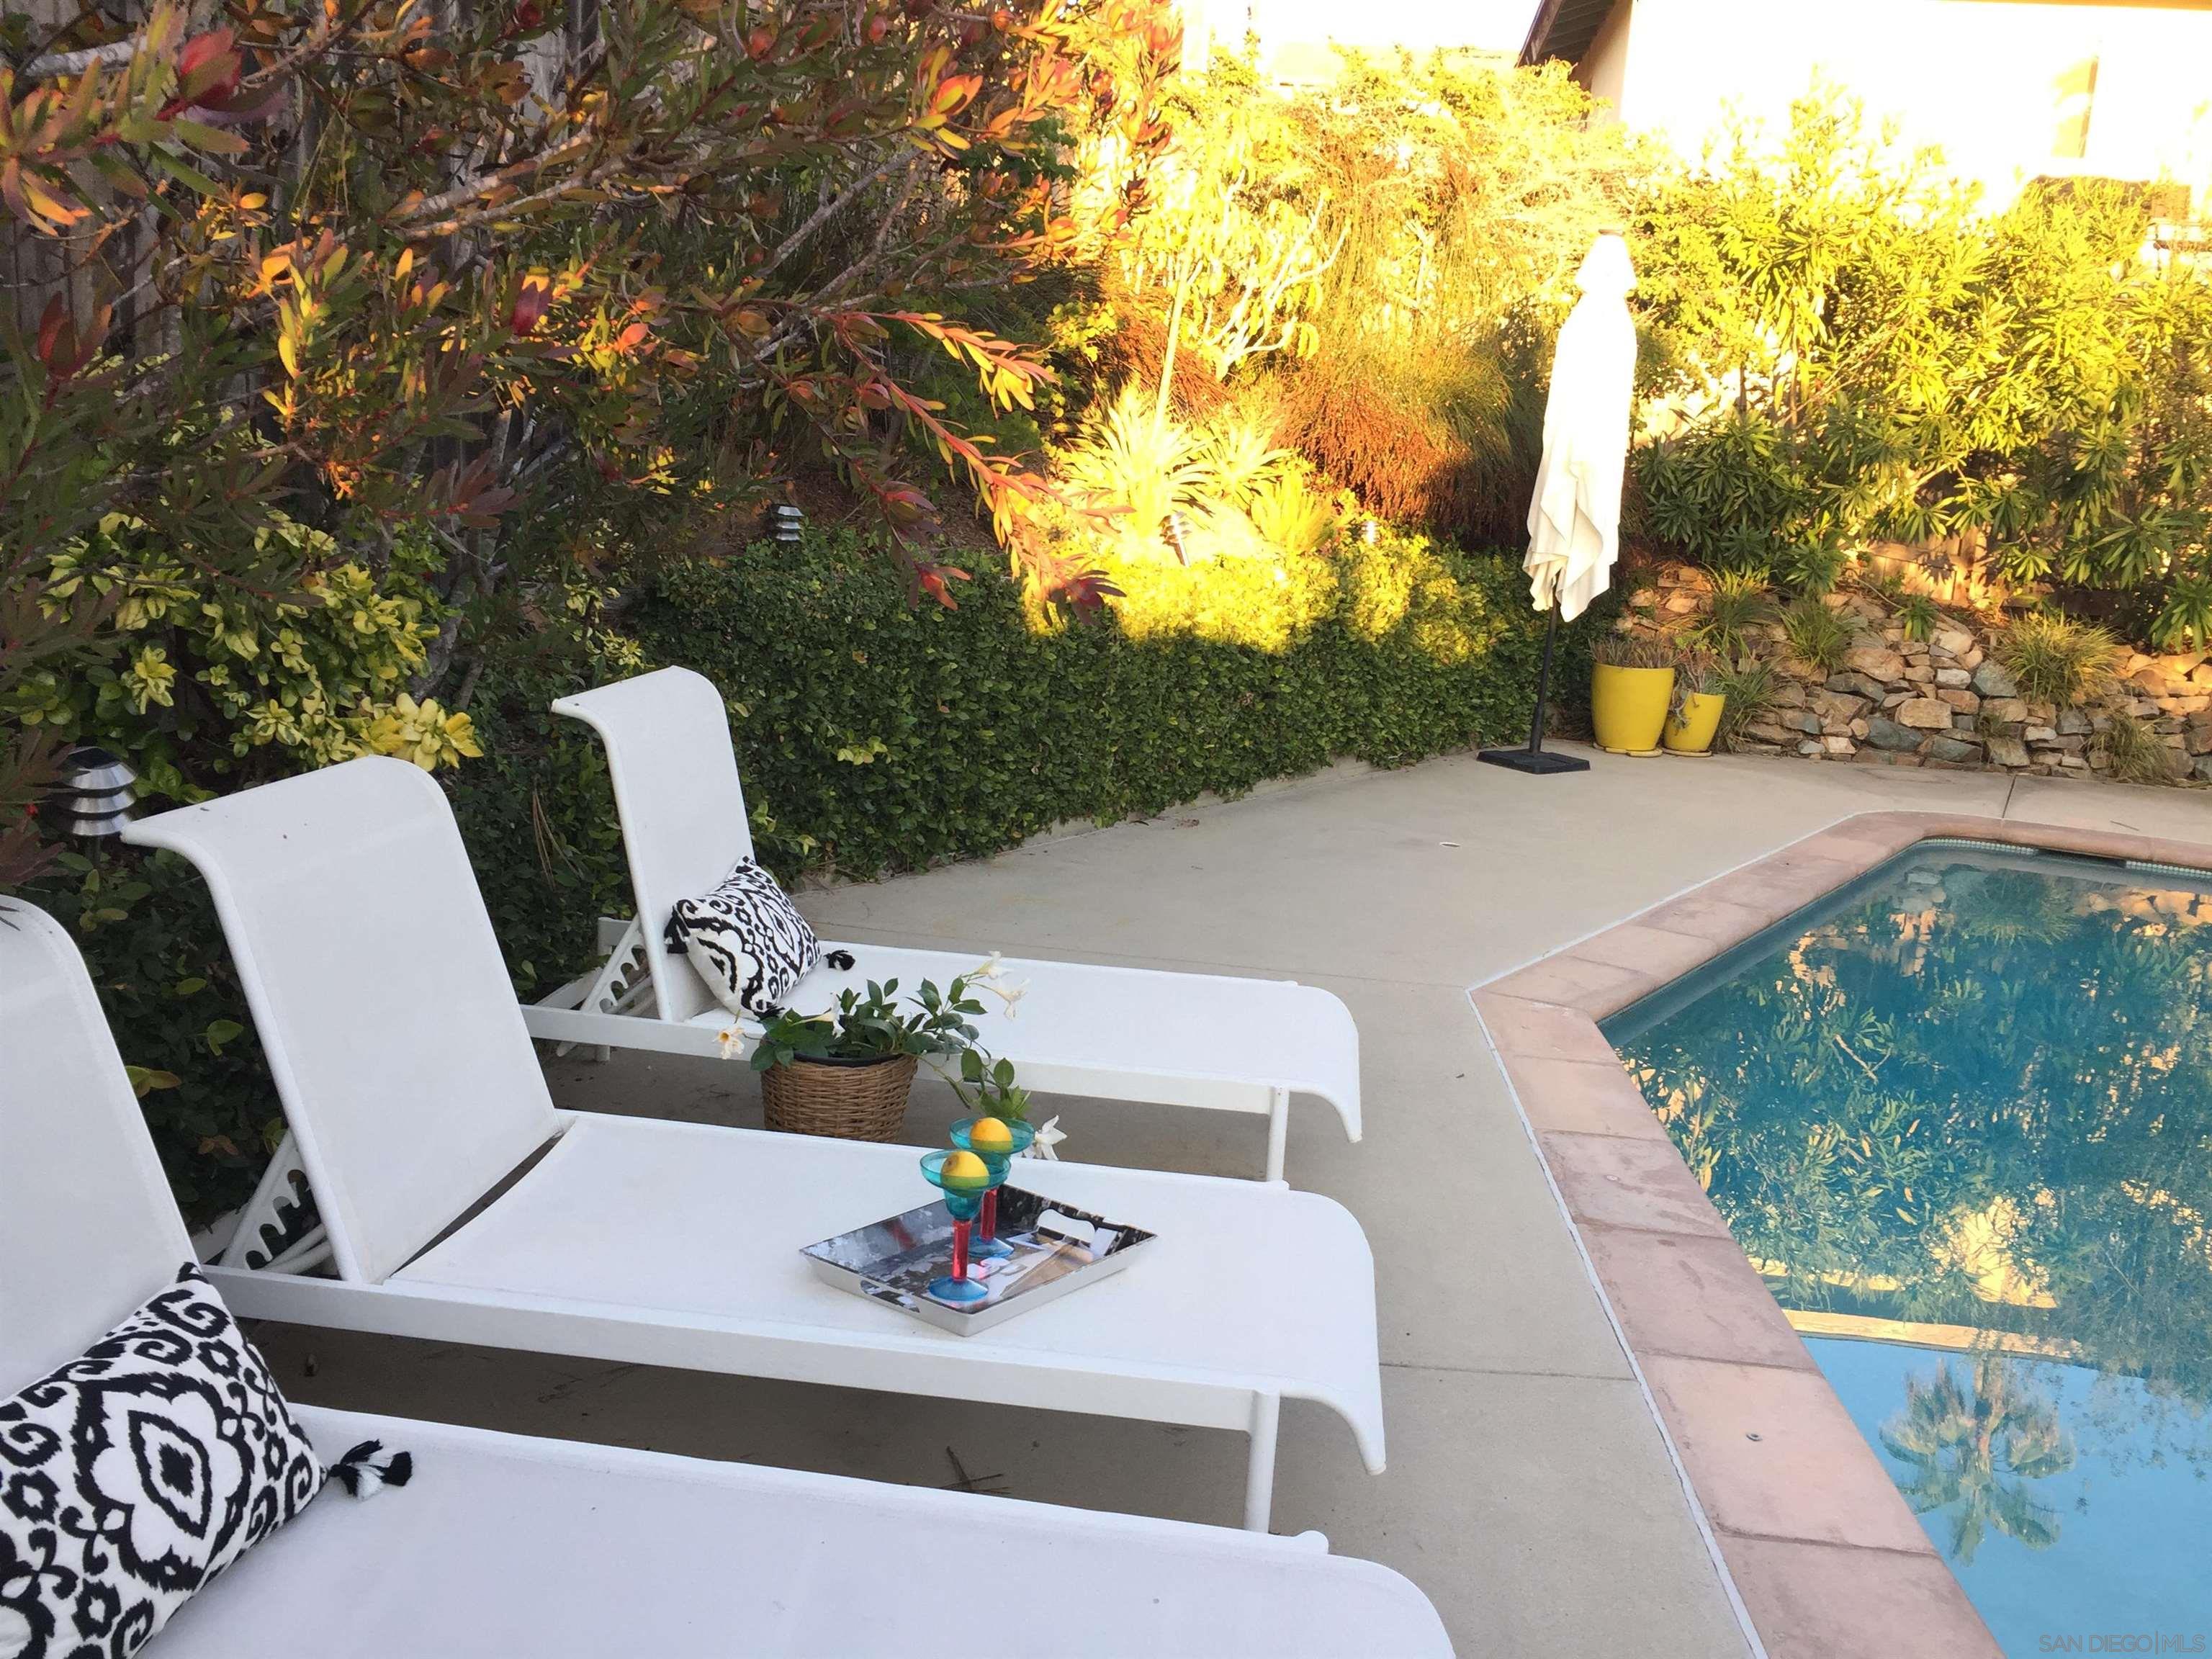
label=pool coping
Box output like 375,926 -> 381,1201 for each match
1472,810 -> 2212,1659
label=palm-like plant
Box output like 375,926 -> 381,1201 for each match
1688,569 -> 1778,662
1057,384 -> 1216,547
1198,411 -> 1296,508
1711,657 -> 1777,750
2097,704 -> 2173,783
1244,470 -> 1341,557
1060,390 -> 1344,562
1879,1356 -> 2075,1565
1896,593 -> 1942,644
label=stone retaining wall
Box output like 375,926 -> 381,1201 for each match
1628,565 -> 2212,783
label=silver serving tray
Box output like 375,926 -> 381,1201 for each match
802,1185 -> 1155,1336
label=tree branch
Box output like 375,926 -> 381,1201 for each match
390,130 -> 601,230
754,150 -> 914,284
22,40 -> 138,77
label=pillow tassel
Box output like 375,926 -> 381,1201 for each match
330,1440 -> 415,1499
825,949 -> 855,970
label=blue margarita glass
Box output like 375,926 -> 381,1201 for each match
950,1115 -> 1038,1257
918,1148 -> 994,1303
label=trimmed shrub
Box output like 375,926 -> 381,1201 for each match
14,521 -> 1560,1223
460,526 -> 1575,990
22,849 -> 279,1221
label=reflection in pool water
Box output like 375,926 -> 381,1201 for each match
1606,845 -> 2212,1654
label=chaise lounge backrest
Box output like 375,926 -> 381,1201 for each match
0,903 -> 194,1393
552,667 -> 755,1025
125,758 -> 561,1285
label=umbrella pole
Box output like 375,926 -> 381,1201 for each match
1527,603 -> 1559,752
1479,589 -> 1590,776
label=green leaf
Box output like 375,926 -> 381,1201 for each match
146,147 -> 223,197
125,1065 -> 182,1099
166,120 -> 251,158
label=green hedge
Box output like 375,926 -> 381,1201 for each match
458,526 -> 1588,994
19,526 -> 1578,1220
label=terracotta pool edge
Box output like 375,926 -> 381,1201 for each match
1477,811 -> 2212,1659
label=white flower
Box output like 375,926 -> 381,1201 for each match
970,952 -> 1005,981
969,971 -> 1028,1017
1021,1116 -> 1065,1161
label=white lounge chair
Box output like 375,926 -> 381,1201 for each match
523,666 -> 1359,1181
0,902 -> 1453,1658
120,757 -> 1385,1533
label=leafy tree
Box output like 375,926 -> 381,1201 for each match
1635,89 -> 2212,634
0,0 -> 1179,885
1071,50 -> 1640,543
0,0 -> 1176,1213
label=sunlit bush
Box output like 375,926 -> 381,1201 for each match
453,524 -> 1568,930
1635,90 -> 2212,640
1085,51 -> 1639,541
7,517 -> 466,801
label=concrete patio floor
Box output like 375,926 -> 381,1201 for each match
250,747 -> 2212,1657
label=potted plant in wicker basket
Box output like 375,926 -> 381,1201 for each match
749,974 -> 992,1142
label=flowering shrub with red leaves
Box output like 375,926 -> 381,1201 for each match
0,0 -> 1177,885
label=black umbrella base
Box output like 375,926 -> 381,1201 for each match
1478,746 -> 1590,775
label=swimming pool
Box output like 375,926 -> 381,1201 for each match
1604,842 -> 2212,1655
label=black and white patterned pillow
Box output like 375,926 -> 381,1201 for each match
0,1264 -> 325,1658
665,858 -> 825,1016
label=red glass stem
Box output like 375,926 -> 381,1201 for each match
979,1186 -> 999,1245
951,1216 -> 971,1282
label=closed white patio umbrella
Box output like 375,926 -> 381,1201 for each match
1480,232 -> 1639,776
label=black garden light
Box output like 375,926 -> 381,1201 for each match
770,503 -> 806,544
50,746 -> 138,839
1160,511 -> 1190,566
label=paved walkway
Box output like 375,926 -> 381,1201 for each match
253,748 -> 2212,1657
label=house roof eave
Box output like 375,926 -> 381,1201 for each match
1519,0 -> 1624,67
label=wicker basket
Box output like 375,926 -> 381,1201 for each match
760,1053 -> 920,1142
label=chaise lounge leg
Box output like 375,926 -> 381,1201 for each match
1264,1087 -> 1290,1184
1243,1390 -> 1280,1532
217,1132 -> 325,1273
553,918 -> 649,1061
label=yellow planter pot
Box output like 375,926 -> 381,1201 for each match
1663,691 -> 1727,755
1591,664 -> 1675,756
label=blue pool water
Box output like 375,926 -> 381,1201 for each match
1604,843 -> 2212,1655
